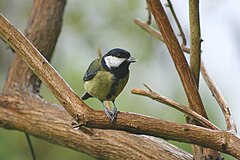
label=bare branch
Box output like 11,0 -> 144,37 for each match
3,0 -> 66,94
188,0 -> 213,158
134,19 -> 164,42
131,88 -> 218,130
147,0 -> 207,119
97,48 -> 102,58
134,1 -> 236,135
146,0 -> 152,25
166,0 -> 187,46
0,13 -> 89,119
134,18 -> 190,53
201,61 -> 237,132
0,95 -> 193,160
189,0 -> 201,88
165,0 -> 191,55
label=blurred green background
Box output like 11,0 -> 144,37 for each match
0,0 -> 239,159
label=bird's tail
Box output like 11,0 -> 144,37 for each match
81,92 -> 93,100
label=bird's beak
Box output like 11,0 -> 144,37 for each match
127,57 -> 137,63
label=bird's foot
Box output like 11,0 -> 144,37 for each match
111,107 -> 117,121
104,107 -> 114,122
104,107 -> 117,123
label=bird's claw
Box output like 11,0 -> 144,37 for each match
104,107 -> 117,123
111,107 -> 117,120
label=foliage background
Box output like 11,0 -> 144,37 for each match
0,0 -> 239,159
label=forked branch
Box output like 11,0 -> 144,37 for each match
134,6 -> 236,133
146,0 -> 207,118
131,87 -> 218,130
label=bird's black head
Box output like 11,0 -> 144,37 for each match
102,48 -> 136,78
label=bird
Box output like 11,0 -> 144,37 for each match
81,48 -> 137,122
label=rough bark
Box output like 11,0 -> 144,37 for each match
3,0 -> 66,94
0,94 -> 193,160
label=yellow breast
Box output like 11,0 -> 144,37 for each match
84,71 -> 129,101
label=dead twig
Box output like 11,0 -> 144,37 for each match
201,61 -> 237,132
131,86 -> 219,130
146,0 -> 152,25
166,0 -> 187,46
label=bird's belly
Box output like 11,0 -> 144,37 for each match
84,71 -> 128,101
84,71 -> 114,101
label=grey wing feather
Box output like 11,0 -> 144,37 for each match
83,59 -> 101,81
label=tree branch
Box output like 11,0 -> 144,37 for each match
133,10 -> 236,135
133,18 -> 190,53
131,88 -> 218,130
146,0 -> 207,118
0,94 -> 193,160
201,61 -> 237,132
166,0 -> 187,46
0,94 -> 239,158
1,11 -> 240,159
0,13 -> 89,119
3,0 -> 66,94
134,19 -> 164,41
189,0 -> 201,88
188,1 -> 218,159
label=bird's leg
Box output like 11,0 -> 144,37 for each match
111,101 -> 118,122
102,101 -> 114,122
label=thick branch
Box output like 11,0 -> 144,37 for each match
0,95 -> 193,160
3,0 -> 66,94
146,0 -> 207,118
84,111 -> 240,158
0,94 -> 240,159
0,14 -> 89,119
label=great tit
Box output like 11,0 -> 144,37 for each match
81,48 -> 137,122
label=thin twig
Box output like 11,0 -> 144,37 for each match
25,133 -> 36,160
146,0 -> 152,25
201,61 -> 237,132
134,18 -> 190,52
143,83 -> 153,92
134,19 -> 164,42
97,48 -> 102,58
131,88 -> 219,130
166,0 -> 187,46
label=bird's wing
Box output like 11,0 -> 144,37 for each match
83,59 -> 101,81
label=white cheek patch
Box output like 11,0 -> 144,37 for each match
104,56 -> 126,68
